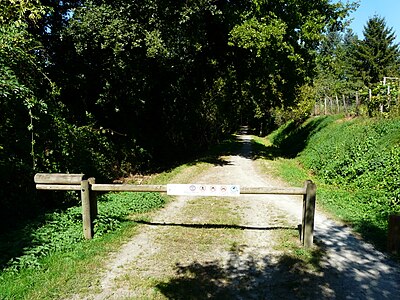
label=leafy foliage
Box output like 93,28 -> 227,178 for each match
0,0 -> 47,26
0,20 -> 59,225
357,81 -> 400,117
227,0 -> 350,130
94,192 -> 165,236
300,117 -> 400,205
0,192 -> 165,273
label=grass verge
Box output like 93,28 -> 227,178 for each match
0,191 -> 166,299
0,222 -> 140,299
252,133 -> 395,254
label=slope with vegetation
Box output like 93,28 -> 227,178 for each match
267,115 -> 400,250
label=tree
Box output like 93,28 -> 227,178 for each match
0,0 -> 118,230
313,28 -> 364,105
62,0 -> 239,163
0,0 -> 354,230
228,0 -> 352,129
0,0 -> 57,227
352,15 -> 400,86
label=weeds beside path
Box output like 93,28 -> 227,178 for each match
71,133 -> 400,300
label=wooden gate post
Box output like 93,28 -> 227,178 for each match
302,180 -> 316,248
301,181 -> 308,242
88,177 -> 98,221
34,173 -> 94,239
388,215 -> 400,254
81,179 -> 93,240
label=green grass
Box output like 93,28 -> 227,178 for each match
0,189 -> 166,299
254,116 -> 400,254
272,226 -> 325,273
0,222 -> 140,299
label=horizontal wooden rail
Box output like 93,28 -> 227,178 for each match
91,184 -> 306,195
34,173 -> 85,184
240,187 -> 306,195
36,184 -> 81,191
91,184 -> 167,193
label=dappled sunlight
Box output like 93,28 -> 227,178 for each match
156,231 -> 400,299
155,244 -> 334,299
314,219 -> 400,299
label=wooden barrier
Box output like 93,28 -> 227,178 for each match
34,173 -> 316,247
388,215 -> 400,254
34,173 -> 95,240
302,180 -> 316,248
35,173 -> 83,191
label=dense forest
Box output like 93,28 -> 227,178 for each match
1,0 -> 400,230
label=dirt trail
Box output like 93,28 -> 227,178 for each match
77,133 -> 400,300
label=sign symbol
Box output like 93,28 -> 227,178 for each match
167,184 -> 240,197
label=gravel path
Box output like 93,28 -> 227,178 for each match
77,133 -> 400,300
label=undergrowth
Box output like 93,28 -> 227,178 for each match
0,192 -> 165,274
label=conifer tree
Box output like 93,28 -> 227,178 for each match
353,16 -> 400,86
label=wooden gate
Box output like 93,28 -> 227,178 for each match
34,173 -> 316,247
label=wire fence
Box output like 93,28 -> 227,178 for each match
313,87 -> 400,117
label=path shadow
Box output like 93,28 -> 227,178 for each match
155,243 -> 331,299
155,235 -> 400,299
135,220 -> 297,232
313,221 -> 400,299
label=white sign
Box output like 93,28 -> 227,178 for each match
167,184 -> 240,197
